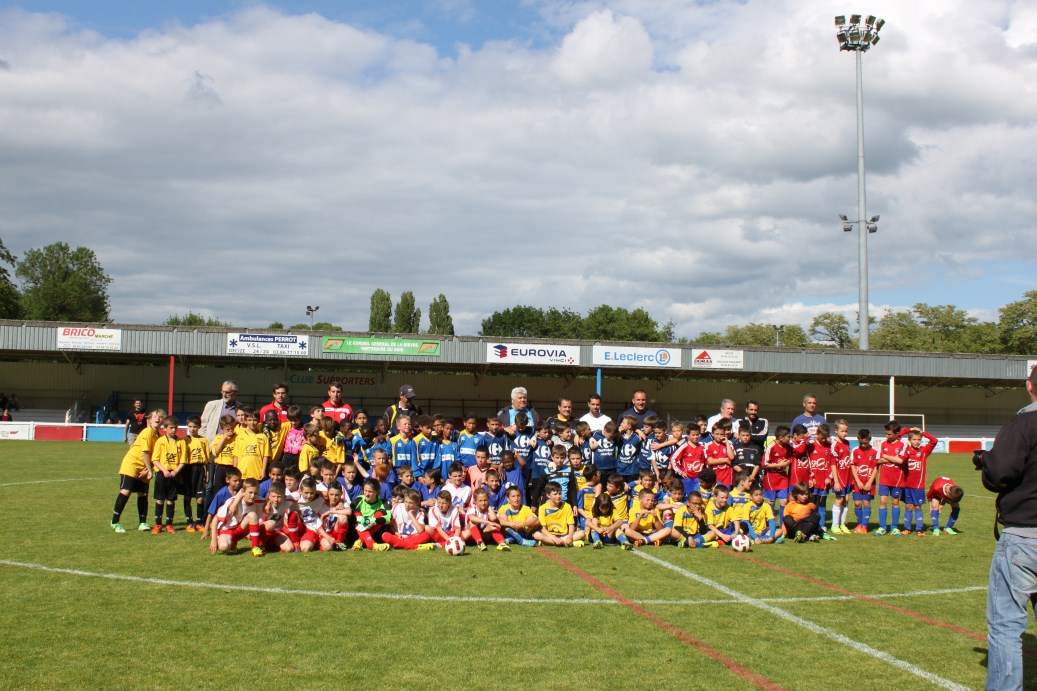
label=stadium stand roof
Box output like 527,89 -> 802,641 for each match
0,319 -> 1030,387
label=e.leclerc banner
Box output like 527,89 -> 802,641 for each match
322,336 -> 442,357
227,333 -> 309,357
591,345 -> 681,368
486,342 -> 580,366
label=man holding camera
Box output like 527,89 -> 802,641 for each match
982,366 -> 1037,690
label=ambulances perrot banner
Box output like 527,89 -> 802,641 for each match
227,333 -> 309,357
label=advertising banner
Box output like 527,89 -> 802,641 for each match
56,327 -> 122,351
486,342 -> 580,366
690,348 -> 744,370
227,333 -> 309,357
322,336 -> 442,357
591,345 -> 681,368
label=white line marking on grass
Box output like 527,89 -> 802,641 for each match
0,559 -> 986,609
0,476 -> 107,488
632,550 -> 970,691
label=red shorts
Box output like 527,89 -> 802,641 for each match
218,525 -> 248,544
299,529 -> 320,544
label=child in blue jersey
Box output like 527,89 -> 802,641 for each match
368,418 -> 392,464
499,450 -> 526,505
390,416 -> 419,473
647,419 -> 674,481
574,463 -> 601,532
434,427 -> 459,480
415,415 -> 439,476
574,421 -> 594,466
567,447 -> 587,491
341,462 -> 362,502
417,467 -> 441,508
457,415 -> 483,467
544,444 -> 573,504
616,416 -> 643,484
527,420 -> 555,507
483,416 -> 510,466
590,421 -> 618,478
483,469 -> 508,510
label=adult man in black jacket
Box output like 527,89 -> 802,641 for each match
982,367 -> 1037,691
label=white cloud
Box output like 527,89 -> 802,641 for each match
0,2 -> 1033,338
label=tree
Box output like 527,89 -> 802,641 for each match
427,294 -> 455,335
311,321 -> 340,331
694,323 -> 808,347
393,291 -> 421,333
810,312 -> 854,348
0,238 -> 21,319
581,305 -> 672,342
165,312 -> 229,327
268,321 -> 284,329
287,323 -> 309,331
481,306 -> 549,337
369,289 -> 392,332
17,242 -> 111,321
999,291 -> 1037,355
870,310 -> 928,351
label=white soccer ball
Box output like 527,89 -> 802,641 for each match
731,534 -> 751,552
444,536 -> 466,556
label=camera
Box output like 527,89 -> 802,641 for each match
972,449 -> 985,471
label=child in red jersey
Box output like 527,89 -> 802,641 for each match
788,424 -> 811,488
806,423 -> 838,535
382,489 -> 435,551
465,487 -> 509,551
762,425 -> 792,522
670,425 -> 706,496
830,419 -> 853,534
704,423 -> 735,488
428,489 -> 464,548
850,429 -> 879,533
319,484 -> 352,551
211,478 -> 265,556
295,477 -> 330,553
899,426 -> 939,535
927,476 -> 963,536
260,482 -> 300,553
875,420 -> 908,536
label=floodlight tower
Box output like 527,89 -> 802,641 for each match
835,14 -> 884,350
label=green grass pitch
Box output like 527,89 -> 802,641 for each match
0,444 -> 1016,689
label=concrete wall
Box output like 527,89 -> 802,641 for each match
0,359 -> 1026,426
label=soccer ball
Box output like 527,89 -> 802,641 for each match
731,534 -> 751,552
444,536 -> 466,556
546,462 -> 557,474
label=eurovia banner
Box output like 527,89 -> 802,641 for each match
322,336 -> 442,357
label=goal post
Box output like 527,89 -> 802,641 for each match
824,412 -> 926,432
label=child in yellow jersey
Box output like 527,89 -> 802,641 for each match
534,482 -> 583,547
207,415 -> 239,511
263,409 -> 291,463
588,492 -> 630,549
498,486 -> 539,547
729,471 -> 754,536
111,409 -> 165,533
670,490 -> 718,549
233,409 -> 270,481
568,447 -> 588,491
705,486 -> 735,546
298,423 -> 323,476
150,416 -> 186,534
625,488 -> 669,546
180,416 -> 210,532
748,487 -> 778,544
319,417 -> 347,473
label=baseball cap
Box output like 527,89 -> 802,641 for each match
399,384 -> 416,399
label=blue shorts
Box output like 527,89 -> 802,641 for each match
682,478 -> 701,495
810,489 -> 829,499
852,491 -> 873,502
764,488 -> 788,501
833,487 -> 851,498
902,488 -> 925,505
878,485 -> 903,499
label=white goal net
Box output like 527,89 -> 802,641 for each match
824,412 -> 926,433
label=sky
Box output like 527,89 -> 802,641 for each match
1,1 -> 1035,337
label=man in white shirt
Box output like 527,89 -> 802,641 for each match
706,398 -> 736,433
579,393 -> 612,432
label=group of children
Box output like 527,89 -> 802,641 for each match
109,401 -> 965,555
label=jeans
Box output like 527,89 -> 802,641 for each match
987,531 -> 1037,691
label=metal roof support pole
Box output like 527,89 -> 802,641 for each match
888,375 -> 895,420
595,368 -> 603,397
167,355 -> 175,420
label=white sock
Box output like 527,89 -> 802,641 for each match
831,505 -> 842,529
841,505 -> 849,527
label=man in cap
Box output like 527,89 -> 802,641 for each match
386,384 -> 422,434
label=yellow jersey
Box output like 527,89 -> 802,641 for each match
729,488 -> 752,522
151,434 -> 185,472
672,505 -> 700,534
499,504 -> 535,534
184,435 -> 210,465
265,421 -> 291,462
629,505 -> 663,533
574,474 -> 589,491
705,499 -> 731,530
592,506 -> 626,530
212,432 -> 237,466
609,492 -> 631,522
748,501 -> 775,535
537,502 -> 574,535
298,442 -> 322,474
319,430 -> 346,464
118,427 -> 159,478
233,429 -> 270,480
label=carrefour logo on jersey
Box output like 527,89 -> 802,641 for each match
485,342 -> 581,366
591,345 -> 682,369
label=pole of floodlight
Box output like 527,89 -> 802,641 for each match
835,14 -> 883,350
855,47 -> 869,350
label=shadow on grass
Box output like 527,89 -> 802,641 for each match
974,632 -> 1037,687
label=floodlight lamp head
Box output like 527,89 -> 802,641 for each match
850,14 -> 861,24
835,15 -> 846,26
875,18 -> 885,31
871,34 -> 880,45
867,224 -> 877,233
869,215 -> 880,222
839,214 -> 849,221
866,15 -> 876,26
843,225 -> 854,232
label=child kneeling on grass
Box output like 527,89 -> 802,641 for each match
498,486 -> 539,547
588,492 -> 630,549
625,488 -> 669,547
782,484 -> 827,543
535,482 -> 584,547
465,488 -> 509,551
927,476 -> 963,536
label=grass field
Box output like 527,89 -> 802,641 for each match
0,443 -> 1015,689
